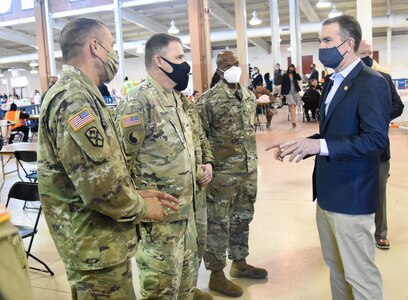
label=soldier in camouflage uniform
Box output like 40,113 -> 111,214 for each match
0,205 -> 33,300
179,92 -> 214,300
197,50 -> 268,298
114,33 -> 199,300
38,18 -> 178,300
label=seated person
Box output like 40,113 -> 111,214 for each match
254,84 -> 274,128
5,103 -> 30,143
301,79 -> 320,122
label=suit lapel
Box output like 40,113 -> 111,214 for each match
321,62 -> 364,133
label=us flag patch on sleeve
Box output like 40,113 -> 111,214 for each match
68,108 -> 94,131
122,114 -> 142,128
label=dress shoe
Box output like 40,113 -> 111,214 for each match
209,271 -> 243,297
376,238 -> 390,250
193,288 -> 213,300
230,259 -> 268,279
292,122 -> 297,128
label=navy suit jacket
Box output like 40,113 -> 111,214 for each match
312,61 -> 391,215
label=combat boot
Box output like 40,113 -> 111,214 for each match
230,259 -> 268,279
209,270 -> 243,297
193,288 -> 214,300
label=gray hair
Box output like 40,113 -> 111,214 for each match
145,33 -> 182,70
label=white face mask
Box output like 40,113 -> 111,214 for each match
219,66 -> 242,84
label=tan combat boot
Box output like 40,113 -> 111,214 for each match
230,259 -> 268,279
193,288 -> 214,300
208,270 -> 243,297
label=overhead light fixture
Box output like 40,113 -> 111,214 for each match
328,4 -> 342,18
168,20 -> 179,34
287,47 -> 292,51
316,0 -> 331,8
29,60 -> 38,67
136,47 -> 145,54
30,68 -> 38,74
249,10 -> 262,26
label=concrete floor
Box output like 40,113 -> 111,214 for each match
3,107 -> 408,300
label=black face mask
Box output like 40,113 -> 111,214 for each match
361,56 -> 373,68
159,56 -> 191,91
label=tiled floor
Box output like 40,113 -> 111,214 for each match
2,107 -> 408,300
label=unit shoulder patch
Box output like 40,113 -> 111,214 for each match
85,126 -> 104,147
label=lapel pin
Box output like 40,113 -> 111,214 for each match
344,86 -> 348,91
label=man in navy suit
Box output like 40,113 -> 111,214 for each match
267,15 -> 390,300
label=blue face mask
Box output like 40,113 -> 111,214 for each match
318,39 -> 348,69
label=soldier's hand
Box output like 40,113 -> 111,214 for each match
199,163 -> 213,186
138,190 -> 179,221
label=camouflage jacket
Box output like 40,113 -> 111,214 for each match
180,93 -> 214,182
114,76 -> 196,222
38,65 -> 147,270
197,80 -> 258,174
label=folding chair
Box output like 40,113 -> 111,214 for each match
6,182 -> 54,276
14,151 -> 38,210
15,151 -> 38,182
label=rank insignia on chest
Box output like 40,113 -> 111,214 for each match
68,108 -> 94,131
122,114 -> 142,128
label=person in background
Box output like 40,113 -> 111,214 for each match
309,63 -> 319,82
301,78 -> 320,122
250,66 -> 263,89
121,76 -> 138,96
254,83 -> 275,128
281,64 -> 302,128
5,103 -> 30,143
273,63 -> 284,107
98,82 -> 112,104
358,39 -> 404,250
38,18 -> 178,300
267,15 -> 389,300
264,72 -> 273,92
198,50 -> 267,298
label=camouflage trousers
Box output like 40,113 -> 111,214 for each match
66,259 -> 135,300
204,170 -> 257,271
195,188 -> 208,261
136,215 -> 199,300
0,221 -> 32,300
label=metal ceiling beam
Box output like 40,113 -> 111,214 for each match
122,8 -> 168,33
0,28 -> 37,48
299,0 -> 321,23
209,0 -> 270,53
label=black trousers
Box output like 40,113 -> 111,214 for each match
10,125 -> 29,142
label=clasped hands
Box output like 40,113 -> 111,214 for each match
265,138 -> 320,163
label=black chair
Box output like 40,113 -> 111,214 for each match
15,150 -> 38,210
6,182 -> 54,276
15,150 -> 38,183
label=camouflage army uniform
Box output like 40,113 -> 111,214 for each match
180,93 -> 214,260
197,80 -> 258,272
114,76 -> 198,300
38,65 -> 147,300
0,206 -> 32,300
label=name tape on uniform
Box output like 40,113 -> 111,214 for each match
68,108 -> 94,131
122,114 -> 142,128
